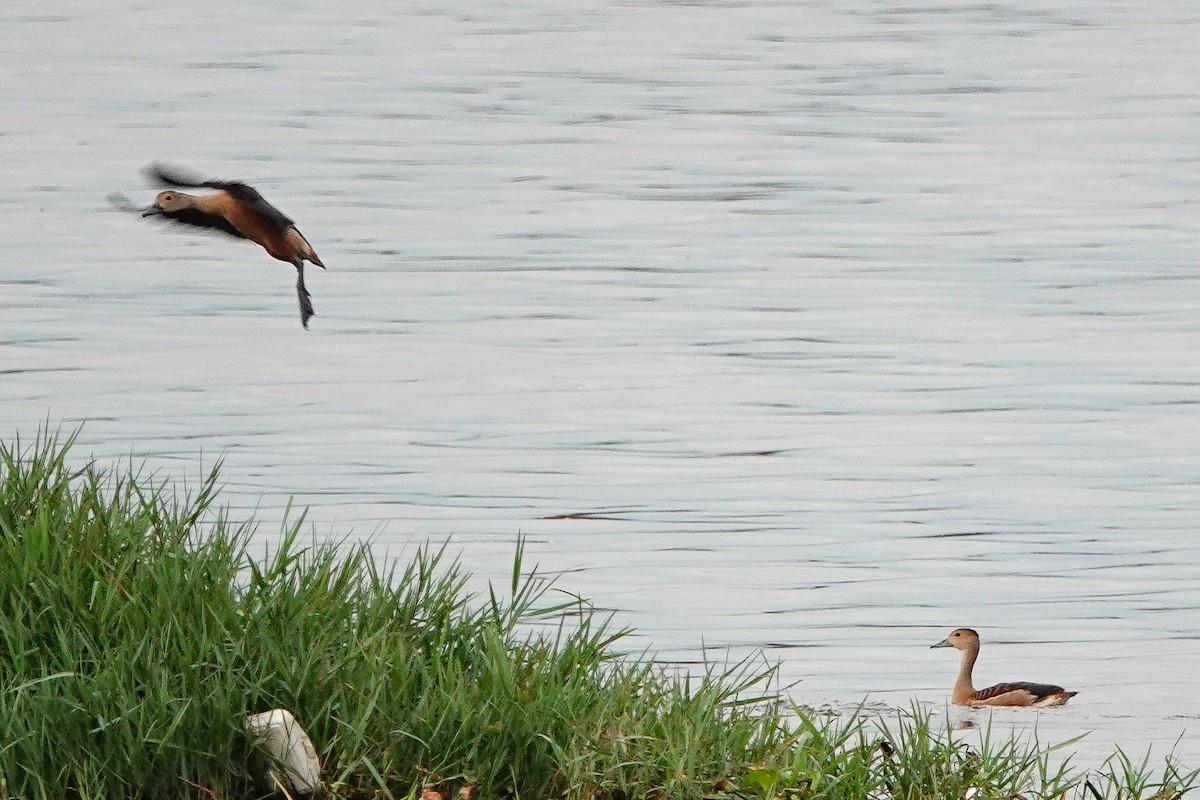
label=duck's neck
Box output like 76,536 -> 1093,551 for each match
954,642 -> 979,699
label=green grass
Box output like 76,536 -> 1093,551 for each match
0,428 -> 1195,800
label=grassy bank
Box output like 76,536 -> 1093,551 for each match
0,430 -> 1194,799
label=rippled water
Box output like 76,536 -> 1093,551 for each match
3,0 -> 1200,768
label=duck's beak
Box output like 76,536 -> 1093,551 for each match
141,203 -> 164,217
930,638 -> 952,649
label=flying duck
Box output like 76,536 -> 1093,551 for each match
114,163 -> 325,328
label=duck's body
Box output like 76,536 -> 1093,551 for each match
931,628 -> 1077,708
131,163 -> 325,328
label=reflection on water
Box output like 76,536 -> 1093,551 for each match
3,0 -> 1200,766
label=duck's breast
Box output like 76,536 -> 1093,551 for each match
215,195 -> 294,262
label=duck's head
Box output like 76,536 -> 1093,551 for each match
142,190 -> 193,216
931,627 -> 980,651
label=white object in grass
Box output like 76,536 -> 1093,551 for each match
245,708 -> 321,795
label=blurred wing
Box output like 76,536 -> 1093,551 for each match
152,207 -> 246,240
143,162 -> 216,189
107,192 -> 140,213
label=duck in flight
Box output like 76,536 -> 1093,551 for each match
115,163 -> 325,328
931,627 -> 1077,707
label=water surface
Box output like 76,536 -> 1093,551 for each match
3,0 -> 1200,767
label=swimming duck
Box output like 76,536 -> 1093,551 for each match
931,628 -> 1077,707
120,163 -> 325,329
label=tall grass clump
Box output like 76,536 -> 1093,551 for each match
741,704 -> 1083,800
0,429 -> 256,799
0,430 -> 791,799
1083,747 -> 1200,800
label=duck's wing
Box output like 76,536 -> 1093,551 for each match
150,206 -> 246,240
145,162 -> 296,233
107,192 -> 140,213
144,162 -> 222,190
970,681 -> 1071,707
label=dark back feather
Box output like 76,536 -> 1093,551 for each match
211,182 -> 296,232
974,681 -> 1067,702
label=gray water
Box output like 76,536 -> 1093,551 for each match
3,0 -> 1200,768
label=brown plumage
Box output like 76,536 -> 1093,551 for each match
931,628 -> 1078,708
124,163 -> 325,329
